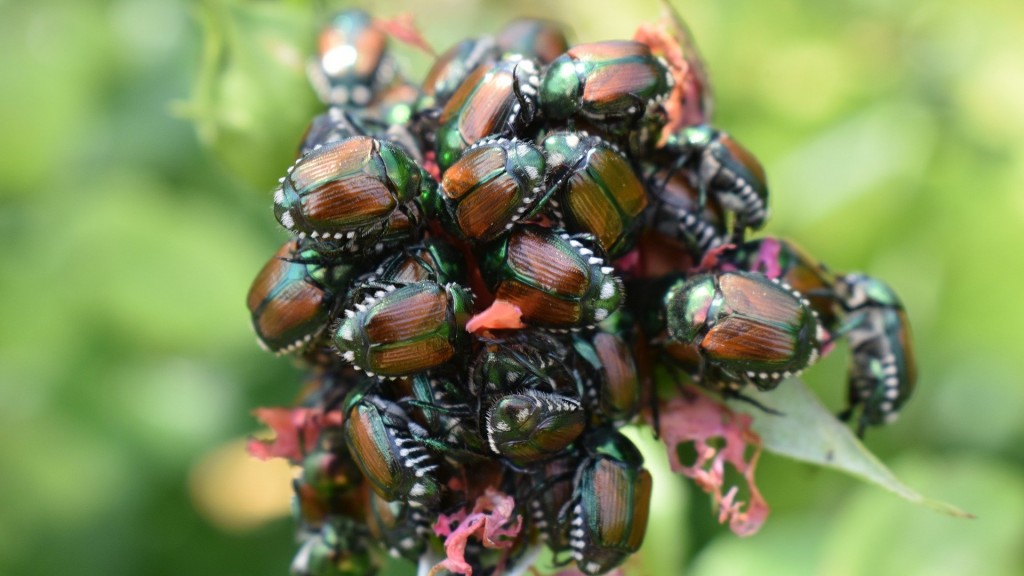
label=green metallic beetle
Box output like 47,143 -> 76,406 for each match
834,273 -> 917,436
469,329 -> 577,395
565,428 -> 652,575
273,136 -> 434,254
333,281 -> 473,379
541,131 -> 648,258
420,37 -> 500,112
664,270 -> 825,390
307,9 -> 395,107
485,390 -> 585,467
433,137 -> 546,242
480,226 -> 624,330
644,161 -> 728,257
365,490 -> 431,561
434,56 -> 541,171
540,40 -> 672,148
368,238 -> 466,286
247,238 -> 357,354
342,391 -> 441,508
291,517 -> 376,576
521,454 -> 580,551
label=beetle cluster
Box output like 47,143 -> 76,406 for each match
246,9 -> 916,576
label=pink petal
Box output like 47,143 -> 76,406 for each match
247,407 -> 342,463
466,300 -> 524,334
649,389 -> 770,536
373,13 -> 436,56
430,489 -> 523,576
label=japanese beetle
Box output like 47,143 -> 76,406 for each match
664,125 -> 768,234
406,374 -> 484,455
291,517 -> 376,576
542,132 -> 648,257
567,428 -> 652,575
573,331 -> 640,424
308,9 -> 395,107
496,18 -> 571,64
469,329 -> 576,395
724,237 -> 840,330
368,238 -> 466,286
434,137 -> 546,241
298,107 -> 371,158
834,273 -> 917,436
333,281 -> 472,379
435,56 -> 541,171
273,136 -> 433,253
421,37 -> 500,111
292,429 -> 364,529
644,162 -> 727,257
665,270 -> 824,390
480,226 -> 624,329
521,454 -> 580,550
343,392 -> 441,508
485,390 -> 585,467
247,239 -> 356,354
540,41 -> 672,146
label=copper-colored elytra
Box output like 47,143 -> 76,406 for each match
592,461 -> 632,545
494,279 -> 582,326
292,137 -> 374,192
246,241 -> 294,311
368,336 -> 453,374
534,415 -> 584,452
363,287 -> 447,344
458,72 -> 516,143
439,64 -> 489,123
257,283 -> 326,338
703,316 -> 798,365
507,230 -> 588,295
441,145 -> 505,200
591,149 -> 648,216
594,333 -> 639,407
720,273 -> 802,327
303,175 -> 397,226
353,27 -> 387,76
456,175 -> 519,239
566,173 -> 624,252
719,133 -> 767,185
583,61 -> 659,114
570,40 -> 650,61
628,469 -> 653,548
897,310 -> 918,388
346,406 -> 398,492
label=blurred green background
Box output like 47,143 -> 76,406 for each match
2,0 -> 1022,574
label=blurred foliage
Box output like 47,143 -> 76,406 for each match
1,0 -> 1022,575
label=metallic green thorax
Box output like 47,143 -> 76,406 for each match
569,428 -> 652,575
665,275 -> 716,344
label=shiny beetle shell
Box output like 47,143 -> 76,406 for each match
666,270 -> 824,389
274,136 -> 433,253
368,238 -> 466,286
485,390 -> 585,467
726,237 -> 839,329
469,329 -> 576,395
333,281 -> 472,378
343,394 -> 441,507
247,239 -> 356,354
540,41 -> 672,133
835,274 -> 917,435
436,137 -> 546,241
496,18 -> 571,64
568,428 -> 652,575
435,57 -> 541,171
542,132 -> 648,257
365,491 -> 430,561
421,37 -> 500,108
481,226 -> 624,329
308,9 -> 394,107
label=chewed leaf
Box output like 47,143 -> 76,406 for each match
247,407 -> 342,463
650,389 -> 769,536
728,378 -> 973,518
430,488 -> 524,576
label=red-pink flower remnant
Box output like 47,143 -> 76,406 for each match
466,300 -> 525,334
652,389 -> 769,536
374,13 -> 436,56
247,407 -> 342,463
430,488 -> 524,576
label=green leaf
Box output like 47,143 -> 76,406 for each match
727,379 -> 973,518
